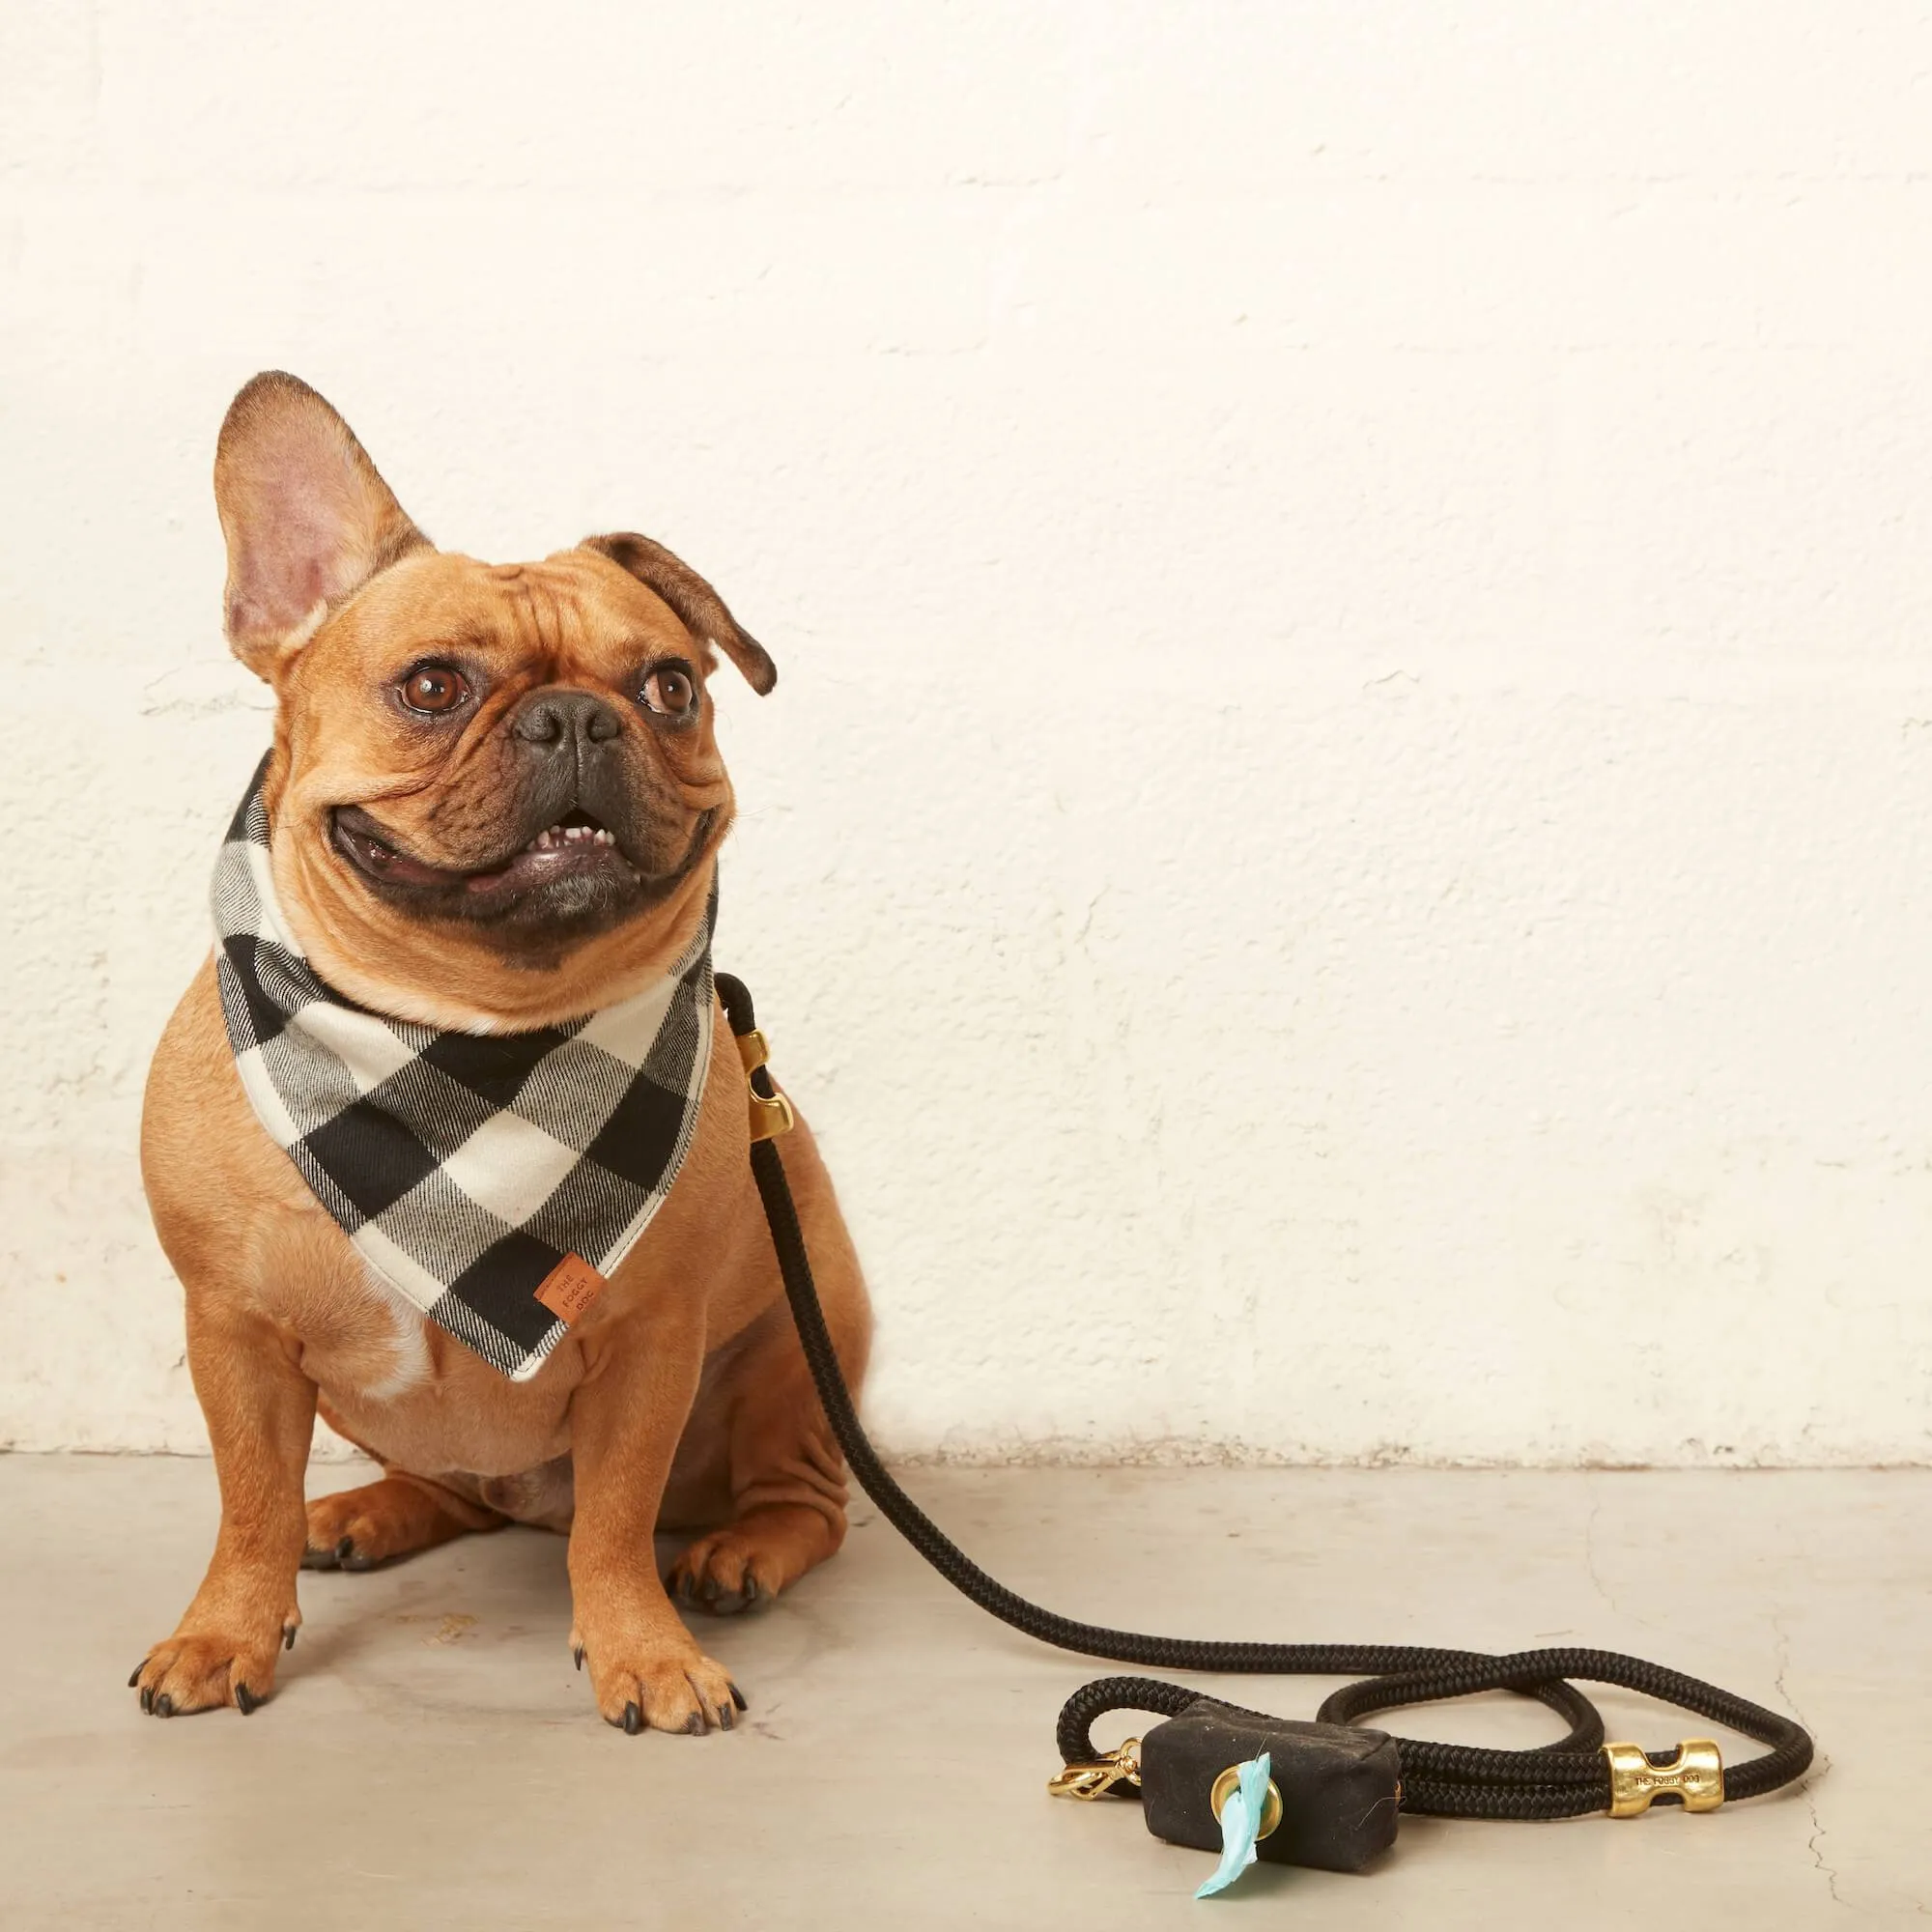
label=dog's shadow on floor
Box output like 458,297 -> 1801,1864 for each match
279,1525 -> 709,1697
284,1525 -> 566,1679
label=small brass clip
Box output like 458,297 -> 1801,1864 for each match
734,1027 -> 796,1143
1048,1738 -> 1142,1802
1604,1739 -> 1724,1817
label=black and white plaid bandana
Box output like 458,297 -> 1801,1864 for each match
210,757 -> 716,1380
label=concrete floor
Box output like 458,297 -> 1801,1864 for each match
0,1459 -> 1922,1928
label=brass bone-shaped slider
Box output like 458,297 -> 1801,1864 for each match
734,1027 -> 795,1142
1603,1739 -> 1724,1817
1048,1738 -> 1142,1801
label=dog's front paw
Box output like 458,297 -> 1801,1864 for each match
571,1618 -> 745,1735
129,1613 -> 298,1719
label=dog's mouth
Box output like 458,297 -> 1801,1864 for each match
332,804 -> 643,901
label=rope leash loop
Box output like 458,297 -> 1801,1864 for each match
713,973 -> 1814,1826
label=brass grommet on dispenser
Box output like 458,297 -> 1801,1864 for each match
1209,1764 -> 1284,1841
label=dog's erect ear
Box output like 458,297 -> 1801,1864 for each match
213,371 -> 430,678
579,531 -> 777,696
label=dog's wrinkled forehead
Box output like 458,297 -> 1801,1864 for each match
301,548 -> 698,693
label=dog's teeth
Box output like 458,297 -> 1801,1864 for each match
526,823 -> 611,851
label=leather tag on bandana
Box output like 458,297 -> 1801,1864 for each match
534,1254 -> 605,1325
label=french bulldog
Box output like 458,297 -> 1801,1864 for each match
131,372 -> 871,1733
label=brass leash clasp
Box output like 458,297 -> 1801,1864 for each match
735,1026 -> 795,1143
1048,1738 -> 1143,1802
1603,1739 -> 1724,1817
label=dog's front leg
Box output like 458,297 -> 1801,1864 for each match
132,1299 -> 316,1717
568,1310 -> 743,1734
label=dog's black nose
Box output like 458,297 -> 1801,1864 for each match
511,688 -> 624,748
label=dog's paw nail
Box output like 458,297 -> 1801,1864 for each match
284,1626 -> 298,1651
139,1687 -> 154,1714
335,1536 -> 355,1561
128,1662 -> 145,1689
728,1682 -> 748,1713
622,1701 -> 643,1736
572,1644 -> 584,1671
716,1703 -> 734,1731
235,1684 -> 260,1716
683,1712 -> 705,1736
154,1693 -> 174,1719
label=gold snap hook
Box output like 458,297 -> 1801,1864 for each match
1603,1740 -> 1725,1817
1048,1738 -> 1143,1801
734,1026 -> 795,1142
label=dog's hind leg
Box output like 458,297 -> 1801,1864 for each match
301,1472 -> 506,1571
667,1137 -> 873,1616
301,1399 -> 508,1571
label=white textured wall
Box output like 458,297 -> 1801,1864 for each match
4,3 -> 1930,1464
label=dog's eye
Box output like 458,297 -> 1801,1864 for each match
400,666 -> 469,715
640,666 -> 697,718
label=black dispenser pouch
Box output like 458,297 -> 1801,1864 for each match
1139,1700 -> 1402,1873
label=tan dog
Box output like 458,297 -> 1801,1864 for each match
132,373 -> 870,1733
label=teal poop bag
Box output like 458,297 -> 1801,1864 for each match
1195,1751 -> 1273,1900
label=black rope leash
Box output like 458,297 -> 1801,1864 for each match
715,973 -> 1813,1829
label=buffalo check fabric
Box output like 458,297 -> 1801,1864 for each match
210,758 -> 716,1380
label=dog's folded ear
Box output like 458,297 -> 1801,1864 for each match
579,532 -> 778,696
213,372 -> 430,678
